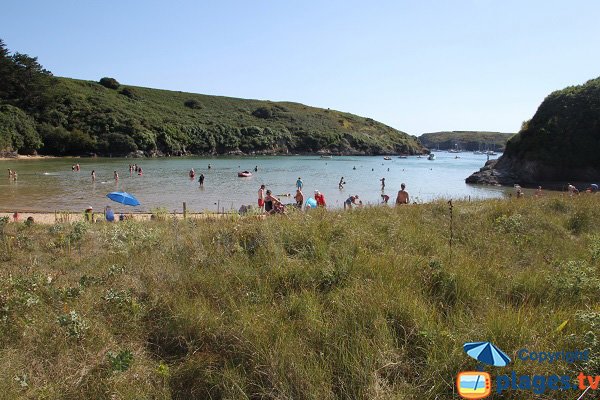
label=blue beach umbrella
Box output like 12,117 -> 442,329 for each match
463,342 -> 511,367
106,191 -> 140,207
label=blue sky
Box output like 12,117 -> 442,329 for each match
2,0 -> 599,135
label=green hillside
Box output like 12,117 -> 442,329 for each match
0,40 -> 424,157
504,77 -> 600,170
419,131 -> 514,151
467,77 -> 600,184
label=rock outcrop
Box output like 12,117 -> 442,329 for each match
467,77 -> 600,186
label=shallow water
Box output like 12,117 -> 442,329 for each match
0,153 -> 506,212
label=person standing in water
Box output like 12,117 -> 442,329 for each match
294,188 -> 304,209
396,183 -> 409,205
380,177 -> 385,191
339,177 -> 345,190
198,174 -> 205,187
91,170 -> 96,182
296,177 -> 303,190
258,184 -> 266,211
114,171 -> 119,181
254,166 -> 258,172
208,163 -> 212,170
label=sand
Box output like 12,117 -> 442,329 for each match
0,211 -> 250,225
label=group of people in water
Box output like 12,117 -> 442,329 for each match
251,174 -> 411,215
7,169 -> 17,181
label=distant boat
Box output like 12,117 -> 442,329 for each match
320,155 -> 332,159
428,153 -> 436,160
383,156 -> 392,160
485,150 -> 497,156
398,155 -> 408,159
238,171 -> 252,177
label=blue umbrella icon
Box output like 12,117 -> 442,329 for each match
106,191 -> 141,207
463,342 -> 511,367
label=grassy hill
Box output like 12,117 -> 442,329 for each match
36,77 -> 423,156
0,39 -> 424,157
419,131 -> 514,151
1,197 -> 599,399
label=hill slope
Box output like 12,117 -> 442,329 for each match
467,77 -> 600,185
419,131 -> 513,151
0,40 -> 424,157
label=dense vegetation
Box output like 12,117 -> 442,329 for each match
0,39 -> 423,157
504,77 -> 600,170
2,197 -> 600,399
419,131 -> 513,151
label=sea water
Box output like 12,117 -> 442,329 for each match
0,153 -> 506,212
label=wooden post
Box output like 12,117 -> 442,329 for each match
217,200 -> 220,214
183,202 -> 187,219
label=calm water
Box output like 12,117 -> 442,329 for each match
0,153 -> 505,212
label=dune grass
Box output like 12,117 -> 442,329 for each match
1,195 -> 599,399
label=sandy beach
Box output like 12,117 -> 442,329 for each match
0,211 -> 248,225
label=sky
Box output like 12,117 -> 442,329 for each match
2,0 -> 599,136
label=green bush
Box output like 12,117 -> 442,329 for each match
184,99 -> 202,109
99,77 -> 120,89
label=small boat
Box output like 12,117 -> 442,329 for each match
428,153 -> 436,160
383,156 -> 392,160
398,155 -> 408,159
237,171 -> 252,177
320,155 -> 333,159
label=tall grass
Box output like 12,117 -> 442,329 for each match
1,195 -> 600,399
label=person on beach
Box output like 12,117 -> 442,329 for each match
114,171 -> 119,181
72,164 -> 75,172
8,169 -> 13,179
264,190 -> 283,214
258,184 -> 266,211
84,207 -> 93,222
315,190 -> 326,208
339,177 -> 345,190
138,167 -> 143,176
104,206 -> 115,222
13,212 -> 19,222
12,171 -> 17,181
396,183 -> 409,205
76,164 -> 80,172
296,177 -> 303,190
381,194 -> 390,204
198,174 -> 205,187
344,195 -> 360,210
567,183 -> 579,195
91,170 -> 96,182
535,186 -> 543,197
380,177 -> 386,191
129,165 -> 133,176
189,168 -> 195,178
294,188 -> 304,209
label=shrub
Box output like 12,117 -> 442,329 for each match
184,99 -> 202,109
119,87 -> 138,99
107,349 -> 134,372
252,107 -> 273,119
99,77 -> 120,89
